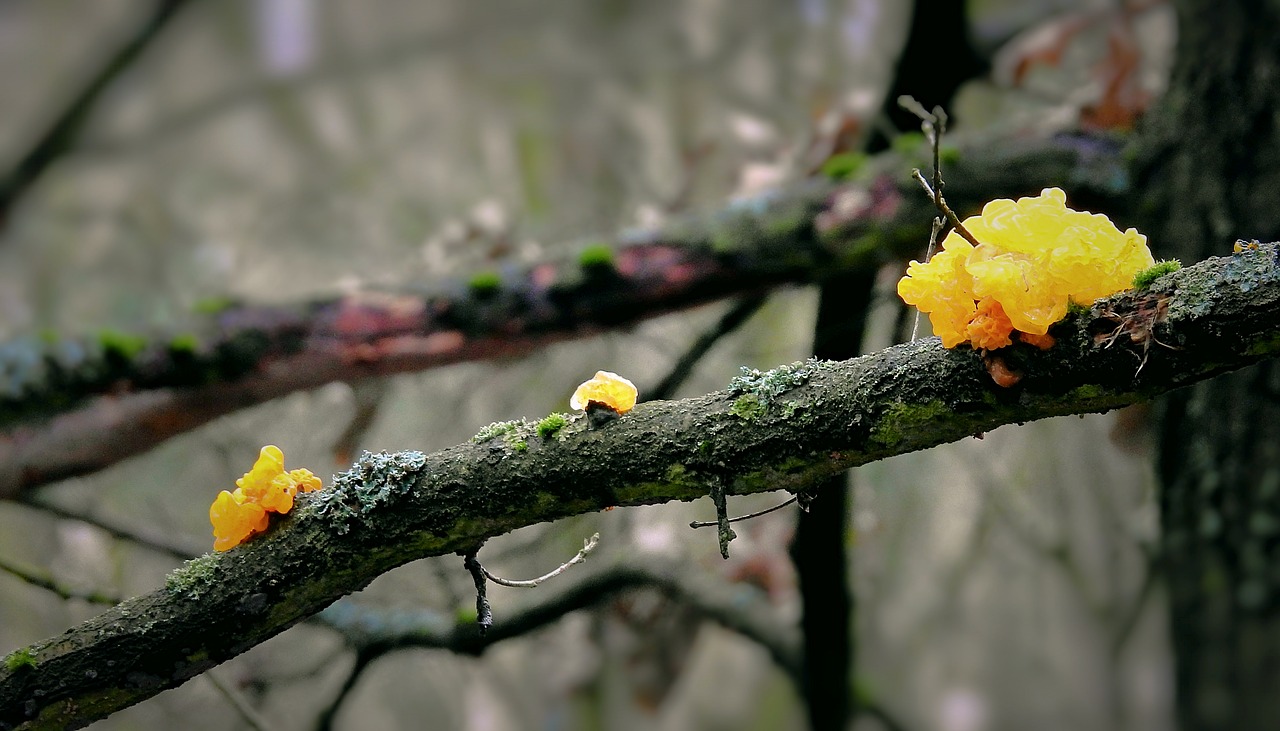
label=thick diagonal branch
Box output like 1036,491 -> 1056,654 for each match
0,132 -> 1129,497
3,245 -> 1276,729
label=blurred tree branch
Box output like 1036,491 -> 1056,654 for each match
311,559 -> 798,728
3,244 -> 1280,728
0,132 -> 1129,498
318,558 -> 800,673
0,0 -> 194,227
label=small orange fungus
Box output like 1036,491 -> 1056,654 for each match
965,298 -> 1014,351
210,445 -> 322,551
984,354 -> 1022,388
898,187 -> 1153,350
570,371 -> 638,414
1018,331 -> 1057,350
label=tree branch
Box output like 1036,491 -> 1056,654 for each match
317,557 -> 800,676
2,243 -> 1274,729
0,131 -> 1132,498
313,557 -> 800,728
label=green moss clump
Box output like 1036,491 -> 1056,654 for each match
4,648 -> 37,671
820,152 -> 868,181
468,271 -> 502,297
731,393 -> 767,421
536,412 -> 569,439
578,244 -> 615,269
871,400 -> 952,448
1133,259 -> 1182,289
98,329 -> 147,359
511,440 -> 529,452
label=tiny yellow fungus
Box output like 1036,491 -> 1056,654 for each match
898,188 -> 1153,350
570,371 -> 638,414
210,445 -> 322,551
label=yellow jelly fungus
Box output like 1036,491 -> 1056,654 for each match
570,370 -> 638,414
210,491 -> 268,552
898,188 -> 1153,348
210,445 -> 322,551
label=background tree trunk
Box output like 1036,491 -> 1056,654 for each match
792,2 -> 984,726
792,271 -> 873,730
1135,1 -> 1280,728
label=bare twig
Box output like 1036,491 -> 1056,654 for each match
899,96 -> 982,343
708,478 -> 737,559
910,168 -> 982,249
910,215 -> 946,341
318,557 -> 803,679
479,533 -> 600,588
461,548 -> 493,635
899,96 -> 982,249
690,496 -> 797,529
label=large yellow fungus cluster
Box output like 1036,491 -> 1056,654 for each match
210,445 -> 322,551
898,188 -> 1153,349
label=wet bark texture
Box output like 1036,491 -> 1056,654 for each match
1133,1 -> 1280,729
6,246 -> 1280,728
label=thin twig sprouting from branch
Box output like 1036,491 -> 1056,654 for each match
480,534 -> 601,588
911,215 -> 946,341
708,478 -> 737,559
460,534 -> 600,633
899,96 -> 984,341
690,496 -> 797,529
910,169 -> 982,248
461,548 -> 493,635
899,97 -> 981,248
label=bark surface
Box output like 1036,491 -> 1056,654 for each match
3,245 -> 1280,729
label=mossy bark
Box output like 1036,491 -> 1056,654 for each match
1,133 -> 1131,497
3,248 -> 1280,729
1131,2 -> 1280,728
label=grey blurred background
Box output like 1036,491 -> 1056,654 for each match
0,1 -> 1176,729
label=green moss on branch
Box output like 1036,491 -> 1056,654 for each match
5,243 -> 1280,729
